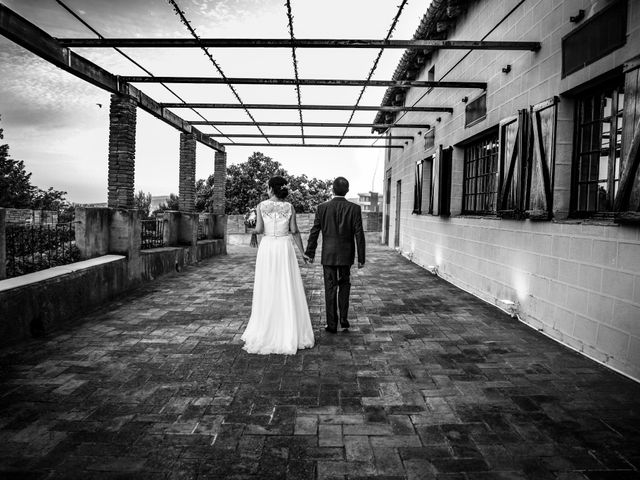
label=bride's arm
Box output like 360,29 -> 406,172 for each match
254,203 -> 264,234
289,205 -> 310,263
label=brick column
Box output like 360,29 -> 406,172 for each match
108,94 -> 136,209
179,133 -> 196,212
212,151 -> 227,214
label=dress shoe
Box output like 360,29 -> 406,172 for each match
340,319 -> 350,329
325,326 -> 337,334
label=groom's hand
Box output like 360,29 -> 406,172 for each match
303,254 -> 312,264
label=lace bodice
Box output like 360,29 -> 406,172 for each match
259,200 -> 292,236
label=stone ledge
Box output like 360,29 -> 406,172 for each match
0,255 -> 126,293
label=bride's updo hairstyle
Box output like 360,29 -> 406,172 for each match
268,175 -> 289,199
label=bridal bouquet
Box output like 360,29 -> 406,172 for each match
244,208 -> 258,248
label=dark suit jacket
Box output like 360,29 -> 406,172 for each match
305,197 -> 366,266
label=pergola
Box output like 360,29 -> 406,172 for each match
0,0 -> 540,211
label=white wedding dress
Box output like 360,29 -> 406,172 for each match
241,200 -> 315,354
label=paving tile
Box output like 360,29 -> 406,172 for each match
0,243 -> 639,478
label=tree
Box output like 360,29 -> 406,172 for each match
225,152 -> 287,214
134,190 -> 152,218
153,193 -> 180,214
1,115 -> 71,212
0,116 -> 35,208
32,187 -> 70,211
220,151 -> 333,214
196,176 -> 215,212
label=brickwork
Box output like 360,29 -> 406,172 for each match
178,133 -> 196,212
212,151 -> 227,214
4,209 -> 58,225
386,0 -> 640,380
107,94 -> 137,209
0,244 -> 639,478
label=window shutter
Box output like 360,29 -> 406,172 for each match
498,110 -> 533,218
497,115 -> 520,215
413,161 -> 423,214
527,97 -> 558,220
438,146 -> 452,216
614,59 -> 640,223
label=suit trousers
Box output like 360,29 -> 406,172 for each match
323,265 -> 351,329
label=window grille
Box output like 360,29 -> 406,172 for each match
573,79 -> 624,215
463,134 -> 499,214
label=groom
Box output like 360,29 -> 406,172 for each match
306,177 -> 366,333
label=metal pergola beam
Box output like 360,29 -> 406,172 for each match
0,5 -> 224,152
192,121 -> 429,128
225,143 -> 403,148
124,76 -> 487,89
161,103 -> 453,113
205,134 -> 415,139
57,38 -> 541,51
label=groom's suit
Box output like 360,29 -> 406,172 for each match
305,197 -> 366,331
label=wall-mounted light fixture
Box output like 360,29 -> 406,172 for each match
570,9 -> 585,22
417,131 -> 422,136
498,299 -> 519,318
426,265 -> 439,276
461,96 -> 468,103
436,117 -> 442,123
502,64 -> 511,74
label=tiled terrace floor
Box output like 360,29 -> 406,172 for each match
1,242 -> 639,480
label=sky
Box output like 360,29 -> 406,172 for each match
0,0 -> 429,203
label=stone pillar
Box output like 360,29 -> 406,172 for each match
212,150 -> 227,214
108,94 -> 137,209
370,192 -> 379,213
75,207 -> 110,260
0,208 -> 6,280
109,209 -> 142,282
179,133 -> 196,212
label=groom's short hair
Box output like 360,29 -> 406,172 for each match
333,177 -> 349,196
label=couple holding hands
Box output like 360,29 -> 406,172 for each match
241,176 -> 366,355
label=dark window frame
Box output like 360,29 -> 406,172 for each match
571,77 -> 624,217
561,0 -> 627,78
462,132 -> 500,214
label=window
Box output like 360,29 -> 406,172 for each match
562,1 -> 627,77
573,79 -> 624,215
424,128 -> 435,151
463,133 -> 499,214
465,93 -> 487,127
413,156 -> 434,214
428,65 -> 435,82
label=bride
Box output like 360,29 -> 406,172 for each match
241,176 -> 315,354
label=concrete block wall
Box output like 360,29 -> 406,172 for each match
384,0 -> 640,380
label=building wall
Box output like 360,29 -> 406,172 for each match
384,0 -> 640,380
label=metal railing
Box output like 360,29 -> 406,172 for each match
5,222 -> 79,278
141,219 -> 165,249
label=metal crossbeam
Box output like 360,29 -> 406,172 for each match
125,77 -> 487,89
192,121 -> 428,128
160,103 -> 452,112
0,4 -> 224,152
224,143 -> 404,148
58,38 -> 541,51
203,134 -> 415,139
